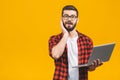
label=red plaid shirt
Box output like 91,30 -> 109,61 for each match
49,30 -> 93,80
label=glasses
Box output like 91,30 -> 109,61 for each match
62,14 -> 77,20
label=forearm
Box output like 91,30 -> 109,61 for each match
52,34 -> 68,59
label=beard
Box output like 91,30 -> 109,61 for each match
63,20 -> 77,32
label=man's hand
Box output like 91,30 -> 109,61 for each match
60,20 -> 69,36
88,59 -> 103,71
51,20 -> 69,60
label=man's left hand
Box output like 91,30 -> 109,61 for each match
88,59 -> 103,71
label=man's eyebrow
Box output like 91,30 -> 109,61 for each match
63,14 -> 76,16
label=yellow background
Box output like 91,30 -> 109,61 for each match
0,0 -> 120,80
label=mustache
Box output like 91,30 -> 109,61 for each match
65,21 -> 73,25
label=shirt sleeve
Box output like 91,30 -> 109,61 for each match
48,36 -> 57,59
87,37 -> 93,55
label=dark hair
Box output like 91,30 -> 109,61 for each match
62,5 -> 78,17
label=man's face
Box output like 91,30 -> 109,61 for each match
62,10 -> 78,32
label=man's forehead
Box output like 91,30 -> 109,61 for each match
63,10 -> 77,15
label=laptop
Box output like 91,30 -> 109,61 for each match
73,43 -> 115,68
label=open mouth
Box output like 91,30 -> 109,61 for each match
65,21 -> 73,25
65,23 -> 73,27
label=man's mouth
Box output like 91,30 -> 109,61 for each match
65,21 -> 73,25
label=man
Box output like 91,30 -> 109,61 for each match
49,5 -> 103,80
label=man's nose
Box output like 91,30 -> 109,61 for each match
68,17 -> 72,20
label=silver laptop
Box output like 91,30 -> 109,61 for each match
73,43 -> 115,68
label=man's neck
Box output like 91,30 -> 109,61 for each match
68,29 -> 78,38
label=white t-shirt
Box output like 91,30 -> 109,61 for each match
67,36 -> 79,80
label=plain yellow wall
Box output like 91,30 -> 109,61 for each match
0,0 -> 120,80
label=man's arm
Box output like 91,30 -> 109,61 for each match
51,20 -> 69,60
86,38 -> 103,71
52,33 -> 68,60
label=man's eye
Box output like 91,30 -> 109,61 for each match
71,15 -> 76,18
63,15 -> 69,17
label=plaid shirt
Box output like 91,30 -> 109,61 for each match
49,30 -> 93,80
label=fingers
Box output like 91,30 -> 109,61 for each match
97,59 -> 103,66
93,60 -> 97,66
60,19 -> 68,34
60,19 -> 65,30
91,59 -> 103,67
60,20 -> 64,29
